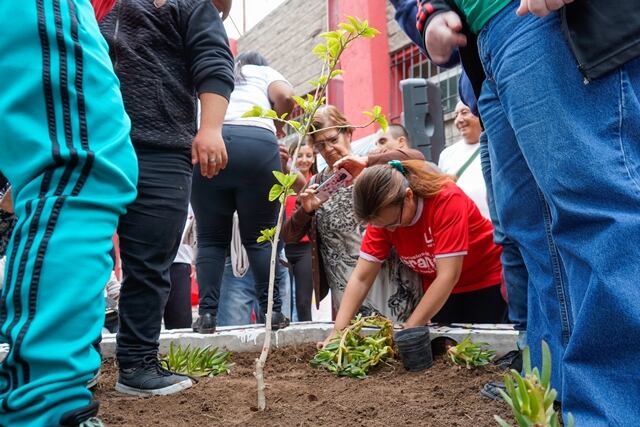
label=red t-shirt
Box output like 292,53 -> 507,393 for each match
360,182 -> 502,294
284,172 -> 313,243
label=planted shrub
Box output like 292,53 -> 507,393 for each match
162,342 -> 233,378
310,315 -> 395,379
494,341 -> 574,427
447,335 -> 495,369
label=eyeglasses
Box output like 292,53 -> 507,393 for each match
371,196 -> 406,229
311,132 -> 341,154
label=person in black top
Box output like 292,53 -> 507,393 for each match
100,0 -> 234,397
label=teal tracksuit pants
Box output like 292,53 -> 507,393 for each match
0,1 -> 137,426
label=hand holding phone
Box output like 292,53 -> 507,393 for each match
316,168 -> 353,203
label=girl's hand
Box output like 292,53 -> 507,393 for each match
299,184 -> 323,213
317,329 -> 339,350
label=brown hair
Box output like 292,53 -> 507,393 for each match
353,160 -> 450,222
288,140 -> 318,175
307,105 -> 354,145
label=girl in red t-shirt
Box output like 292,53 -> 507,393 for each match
284,141 -> 316,321
324,159 -> 506,343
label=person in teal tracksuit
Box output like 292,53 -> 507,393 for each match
0,1 -> 137,426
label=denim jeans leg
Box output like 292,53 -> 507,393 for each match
479,80 -> 569,396
217,258 -> 257,327
479,3 -> 640,424
479,132 -> 528,333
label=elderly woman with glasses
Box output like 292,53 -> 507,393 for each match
320,159 -> 506,345
282,105 -> 425,323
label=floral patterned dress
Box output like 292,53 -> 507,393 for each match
315,177 -> 423,322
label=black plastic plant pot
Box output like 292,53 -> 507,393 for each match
394,326 -> 433,372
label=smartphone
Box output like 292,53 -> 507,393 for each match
316,168 -> 353,203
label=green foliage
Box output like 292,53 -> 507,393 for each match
257,227 -> 277,244
494,342 -> 574,427
161,343 -> 233,377
362,105 -> 389,132
447,335 -> 495,369
310,315 -> 395,379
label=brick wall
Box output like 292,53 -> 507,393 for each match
236,0 -> 327,96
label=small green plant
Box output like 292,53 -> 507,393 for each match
494,341 -> 574,427
310,315 -> 395,379
243,16 -> 388,411
447,335 -> 495,369
161,342 -> 233,377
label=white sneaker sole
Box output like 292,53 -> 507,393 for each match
115,378 -> 193,397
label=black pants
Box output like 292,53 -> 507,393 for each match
164,263 -> 193,329
431,284 -> 507,324
285,242 -> 313,321
116,147 -> 191,367
191,125 -> 282,317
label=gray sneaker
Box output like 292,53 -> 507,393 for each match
115,355 -> 193,397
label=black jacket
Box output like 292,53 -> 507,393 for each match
418,0 -> 640,101
100,0 -> 235,150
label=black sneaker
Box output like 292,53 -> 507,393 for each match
58,401 -> 104,427
192,313 -> 216,334
494,349 -> 523,372
271,312 -> 290,330
115,356 -> 193,396
480,381 -> 506,401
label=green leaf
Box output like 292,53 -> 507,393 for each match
263,109 -> 278,119
376,115 -> 389,132
312,43 -> 328,58
522,346 -> 532,375
372,105 -> 382,116
338,23 -> 355,33
320,31 -> 341,40
327,38 -> 341,58
284,173 -> 298,188
493,416 -> 512,427
346,16 -> 362,32
280,112 -> 288,120
241,105 -> 263,118
361,27 -> 380,38
272,170 -> 289,186
540,340 -> 551,389
269,184 -> 284,202
330,69 -> 344,79
256,227 -> 276,244
292,95 -> 306,109
288,120 -> 302,131
567,413 -> 575,427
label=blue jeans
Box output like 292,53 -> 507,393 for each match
478,3 -> 640,424
479,132 -> 528,337
217,256 -> 291,327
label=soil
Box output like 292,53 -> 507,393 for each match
95,344 -> 514,426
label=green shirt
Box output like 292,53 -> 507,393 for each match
454,0 -> 512,33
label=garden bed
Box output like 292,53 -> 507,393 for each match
95,344 -> 513,426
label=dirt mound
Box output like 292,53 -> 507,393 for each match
95,344 -> 513,426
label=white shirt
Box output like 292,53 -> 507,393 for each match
438,139 -> 490,219
224,64 -> 289,134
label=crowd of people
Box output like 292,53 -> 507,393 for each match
0,0 -> 638,426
